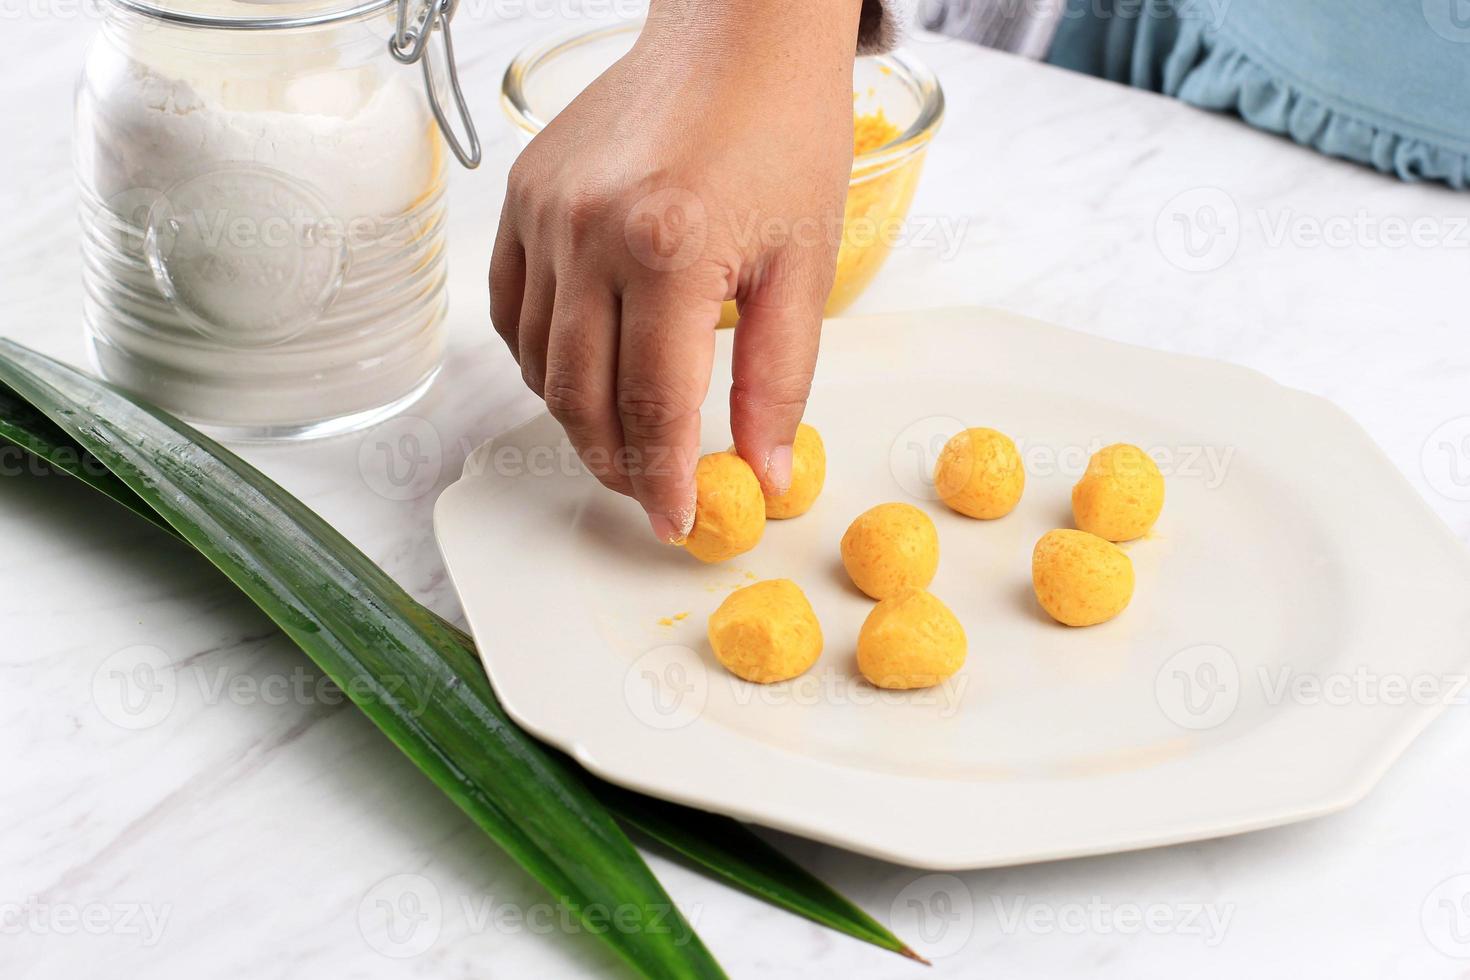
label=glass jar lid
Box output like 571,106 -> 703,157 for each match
107,0 -> 394,30
103,0 -> 481,167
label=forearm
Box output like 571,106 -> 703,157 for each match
629,0 -> 865,147
642,0 -> 866,65
643,0 -> 909,61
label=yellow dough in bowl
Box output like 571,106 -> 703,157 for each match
1031,529 -> 1134,627
1072,443 -> 1165,542
840,502 -> 939,600
765,423 -> 826,519
708,579 -> 824,684
684,452 -> 766,563
857,588 -> 967,690
934,427 -> 1025,519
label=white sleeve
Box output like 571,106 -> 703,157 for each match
857,0 -> 915,54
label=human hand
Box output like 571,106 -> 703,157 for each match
490,0 -> 862,542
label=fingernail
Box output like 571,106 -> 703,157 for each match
647,508 -> 692,545
765,445 -> 794,495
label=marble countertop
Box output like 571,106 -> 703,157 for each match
5,9 -> 1470,979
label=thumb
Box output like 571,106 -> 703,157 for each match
729,270 -> 825,496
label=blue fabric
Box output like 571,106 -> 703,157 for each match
1047,0 -> 1470,189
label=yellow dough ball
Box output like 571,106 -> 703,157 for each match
1071,444 -> 1164,542
934,427 -> 1025,519
857,589 -> 967,690
1031,529 -> 1134,627
840,502 -> 940,600
765,423 -> 827,520
684,452 -> 766,563
708,579 -> 824,684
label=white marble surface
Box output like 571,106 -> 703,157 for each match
5,8 -> 1470,979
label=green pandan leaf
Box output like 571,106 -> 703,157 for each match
0,349 -> 921,969
0,342 -> 723,980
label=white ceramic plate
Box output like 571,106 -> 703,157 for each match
435,308 -> 1470,869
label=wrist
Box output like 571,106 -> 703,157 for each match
643,0 -> 864,62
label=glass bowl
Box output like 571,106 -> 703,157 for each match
501,21 -> 944,321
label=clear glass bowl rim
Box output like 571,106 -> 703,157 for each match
501,20 -> 946,174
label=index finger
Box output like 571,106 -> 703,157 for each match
616,280 -> 721,543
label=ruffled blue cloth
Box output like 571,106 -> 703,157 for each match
1047,0 -> 1470,189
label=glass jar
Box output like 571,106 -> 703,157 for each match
76,0 -> 478,441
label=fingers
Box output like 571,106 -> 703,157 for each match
489,206 -> 526,359
542,286 -> 632,497
617,281 -> 722,543
515,264 -> 556,397
492,198 -> 629,497
729,265 -> 825,496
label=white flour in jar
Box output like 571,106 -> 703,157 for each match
78,10 -> 448,433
